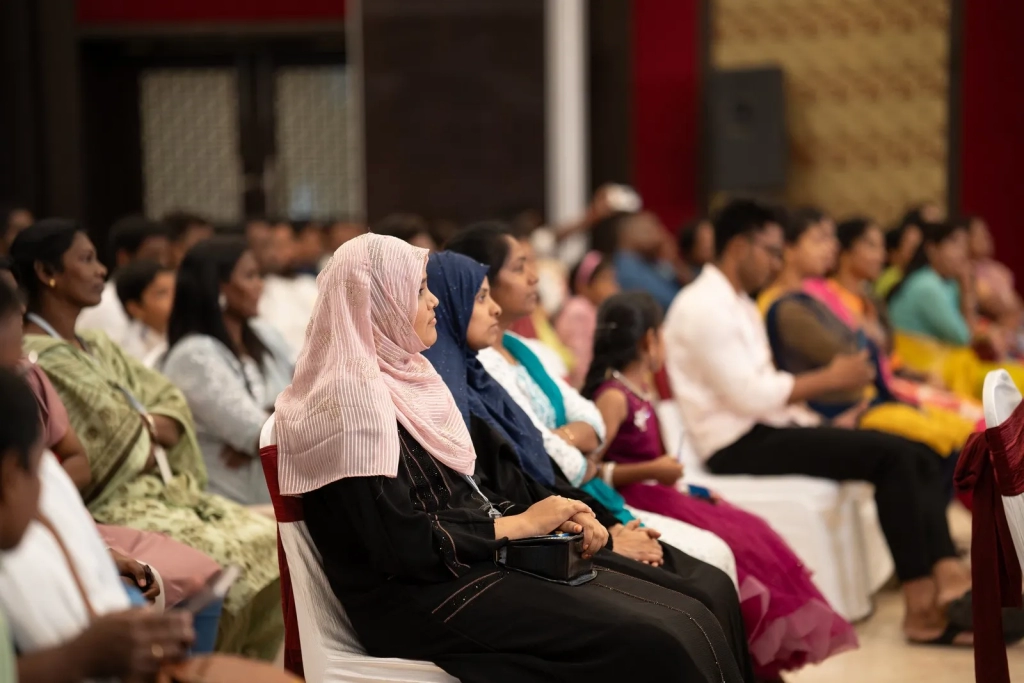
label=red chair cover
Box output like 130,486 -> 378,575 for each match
258,445 -> 305,679
953,400 -> 1024,683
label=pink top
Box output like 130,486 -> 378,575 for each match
21,361 -> 70,450
975,258 -> 1018,311
274,234 -> 476,496
555,296 -> 597,387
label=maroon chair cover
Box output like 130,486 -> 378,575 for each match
953,400 -> 1024,683
258,445 -> 305,679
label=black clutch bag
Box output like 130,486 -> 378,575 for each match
497,533 -> 597,586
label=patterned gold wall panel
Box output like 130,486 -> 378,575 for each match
140,69 -> 243,222
712,0 -> 950,223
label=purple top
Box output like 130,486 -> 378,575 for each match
594,378 -> 663,464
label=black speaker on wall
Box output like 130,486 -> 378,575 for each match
708,66 -> 787,193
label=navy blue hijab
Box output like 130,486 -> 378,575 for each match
424,251 -> 556,486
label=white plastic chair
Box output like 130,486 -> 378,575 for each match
259,415 -> 458,683
656,400 -> 893,621
982,369 -> 1024,571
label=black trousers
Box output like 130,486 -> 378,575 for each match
708,424 -> 957,582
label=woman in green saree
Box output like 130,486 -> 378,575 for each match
9,219 -> 282,660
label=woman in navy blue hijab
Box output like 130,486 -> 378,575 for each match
423,251 -> 556,486
424,251 -> 757,683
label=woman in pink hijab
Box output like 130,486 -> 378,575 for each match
275,234 -> 747,683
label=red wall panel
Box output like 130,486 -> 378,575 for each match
961,0 -> 1024,286
77,0 -> 345,24
630,0 -> 701,232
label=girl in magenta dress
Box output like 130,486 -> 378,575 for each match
584,291 -> 857,679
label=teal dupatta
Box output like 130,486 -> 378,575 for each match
502,333 -> 636,525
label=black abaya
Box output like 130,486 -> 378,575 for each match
303,424 -> 744,683
466,415 -> 756,683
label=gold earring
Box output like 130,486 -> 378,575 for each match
48,279 -> 56,287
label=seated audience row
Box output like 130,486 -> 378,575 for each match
663,200 -> 985,646
277,233 -> 753,682
758,209 -> 975,465
6,220 -> 283,659
424,251 -> 741,579
2,190 -> 1018,678
886,220 -> 1024,397
424,238 -> 855,679
0,280 -> 216,679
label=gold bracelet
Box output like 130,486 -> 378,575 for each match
560,426 -> 576,445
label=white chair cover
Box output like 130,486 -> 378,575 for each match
259,416 -> 457,683
982,370 -> 1024,571
657,400 -> 893,621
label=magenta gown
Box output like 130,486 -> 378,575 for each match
596,379 -> 858,678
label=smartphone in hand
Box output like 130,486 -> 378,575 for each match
175,566 -> 240,615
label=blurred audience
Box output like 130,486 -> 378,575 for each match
0,203 -> 33,255
665,199 -> 977,646
966,215 -> 1023,353
828,218 -> 983,421
162,237 -> 293,505
875,208 -> 928,298
323,217 -> 365,263
758,209 -> 973,465
163,210 -> 214,268
529,184 -> 633,267
372,212 -> 437,252
676,218 -> 715,286
9,220 -> 283,660
555,250 -> 618,387
887,221 -> 1024,398
591,210 -> 680,312
253,221 -> 317,361
291,220 -> 325,276
115,259 -> 175,367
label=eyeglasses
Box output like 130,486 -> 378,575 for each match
747,236 -> 784,261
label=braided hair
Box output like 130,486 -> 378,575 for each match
581,290 -> 663,400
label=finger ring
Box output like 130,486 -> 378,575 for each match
151,644 -> 164,660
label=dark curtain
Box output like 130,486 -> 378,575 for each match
0,0 -> 81,219
961,0 -> 1024,287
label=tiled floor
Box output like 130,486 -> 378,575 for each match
790,505 -> 1024,683
789,590 -> 1024,682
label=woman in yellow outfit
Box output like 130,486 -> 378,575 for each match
823,218 -> 984,423
758,209 -> 975,459
885,220 -> 1024,400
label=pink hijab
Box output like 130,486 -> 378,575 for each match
274,233 -> 476,496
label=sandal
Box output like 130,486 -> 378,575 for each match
946,591 -> 1024,644
907,622 -> 972,647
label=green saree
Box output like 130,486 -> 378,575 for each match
24,330 -> 282,660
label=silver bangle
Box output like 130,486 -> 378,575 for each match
601,462 -> 616,487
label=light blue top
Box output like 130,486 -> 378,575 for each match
888,266 -> 971,346
613,252 -> 681,313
